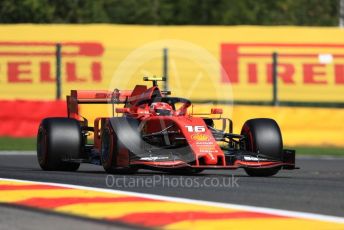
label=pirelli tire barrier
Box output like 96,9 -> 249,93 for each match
0,100 -> 343,147
230,105 -> 344,148
0,100 -> 66,137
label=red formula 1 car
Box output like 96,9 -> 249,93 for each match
37,77 -> 296,176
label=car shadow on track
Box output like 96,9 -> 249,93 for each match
24,168 -> 294,179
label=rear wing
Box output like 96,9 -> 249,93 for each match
67,89 -> 132,120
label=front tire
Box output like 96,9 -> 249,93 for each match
37,118 -> 81,171
101,119 -> 138,174
244,167 -> 280,177
241,118 -> 283,177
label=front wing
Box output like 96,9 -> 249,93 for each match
129,149 -> 297,170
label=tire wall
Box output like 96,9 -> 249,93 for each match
230,105 -> 343,147
0,100 -> 66,137
1,100 -> 343,147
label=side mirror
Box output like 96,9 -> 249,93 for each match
211,108 -> 223,115
115,108 -> 130,113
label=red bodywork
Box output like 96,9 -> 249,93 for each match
66,83 -> 295,170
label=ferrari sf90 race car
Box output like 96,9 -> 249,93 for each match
37,77 -> 296,177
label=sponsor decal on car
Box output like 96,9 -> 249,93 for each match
192,133 -> 210,141
198,145 -> 219,153
140,156 -> 170,161
244,156 -> 268,161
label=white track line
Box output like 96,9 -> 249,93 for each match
1,177 -> 344,224
0,151 -> 35,155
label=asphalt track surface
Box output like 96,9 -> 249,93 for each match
0,152 -> 344,228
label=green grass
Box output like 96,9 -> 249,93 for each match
0,137 -> 36,151
0,138 -> 343,157
288,146 -> 344,157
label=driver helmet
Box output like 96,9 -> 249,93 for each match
149,102 -> 173,116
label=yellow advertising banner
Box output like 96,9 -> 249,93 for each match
0,25 -> 344,102
0,25 -> 343,146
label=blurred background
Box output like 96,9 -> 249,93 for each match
0,0 -> 343,155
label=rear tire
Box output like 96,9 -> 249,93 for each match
37,118 -> 81,171
241,118 -> 282,177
